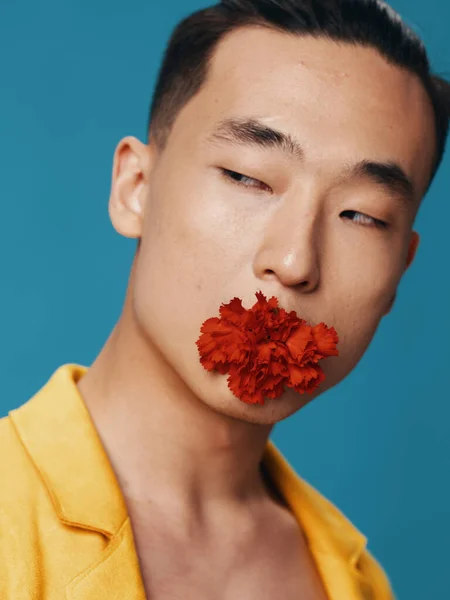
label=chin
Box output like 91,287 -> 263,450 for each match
191,357 -> 344,426
210,384 -> 324,425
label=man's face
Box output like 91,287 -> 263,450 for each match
112,28 -> 435,424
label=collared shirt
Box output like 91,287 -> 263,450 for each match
0,364 -> 394,599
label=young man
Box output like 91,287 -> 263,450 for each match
1,0 -> 449,598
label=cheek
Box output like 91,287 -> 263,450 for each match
335,230 -> 405,307
327,241 -> 404,368
143,165 -> 266,298
132,179 -> 257,358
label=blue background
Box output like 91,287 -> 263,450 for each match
0,1 -> 448,597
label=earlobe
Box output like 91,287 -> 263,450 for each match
384,231 -> 420,316
108,136 -> 151,239
405,230 -> 420,271
383,292 -> 397,316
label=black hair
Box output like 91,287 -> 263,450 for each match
148,0 -> 450,185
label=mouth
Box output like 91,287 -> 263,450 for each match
195,290 -> 339,406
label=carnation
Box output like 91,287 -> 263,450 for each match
195,291 -> 339,405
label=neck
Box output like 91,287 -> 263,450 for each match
77,295 -> 274,516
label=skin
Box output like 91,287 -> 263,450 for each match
77,26 -> 436,599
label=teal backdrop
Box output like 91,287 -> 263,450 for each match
0,1 -> 448,598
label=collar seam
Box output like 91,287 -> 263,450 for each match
8,408 -> 115,539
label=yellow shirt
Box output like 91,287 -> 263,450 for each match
0,364 -> 394,599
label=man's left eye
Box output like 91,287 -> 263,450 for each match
341,210 -> 388,229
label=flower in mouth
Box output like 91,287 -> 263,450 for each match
195,291 -> 339,405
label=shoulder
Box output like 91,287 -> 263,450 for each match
0,412 -> 42,499
357,547 -> 395,600
0,410 -> 50,535
0,412 -> 48,596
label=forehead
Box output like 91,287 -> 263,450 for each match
177,26 -> 436,196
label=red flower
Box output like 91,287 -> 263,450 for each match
196,291 -> 339,405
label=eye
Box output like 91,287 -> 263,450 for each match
219,168 -> 272,192
341,210 -> 388,230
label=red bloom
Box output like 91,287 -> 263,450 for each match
196,291 -> 339,405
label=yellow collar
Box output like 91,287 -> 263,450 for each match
10,363 -> 127,538
9,363 -> 372,599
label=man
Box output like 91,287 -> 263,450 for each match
1,0 -> 449,598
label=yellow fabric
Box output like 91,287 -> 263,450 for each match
0,364 -> 394,599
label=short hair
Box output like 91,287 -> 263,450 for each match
148,0 -> 450,187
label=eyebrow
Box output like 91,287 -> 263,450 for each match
344,160 -> 415,204
208,117 -> 305,160
208,117 -> 416,202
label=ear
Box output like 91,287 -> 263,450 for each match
405,230 -> 420,271
108,136 -> 153,239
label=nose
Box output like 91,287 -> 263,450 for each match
252,202 -> 321,294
